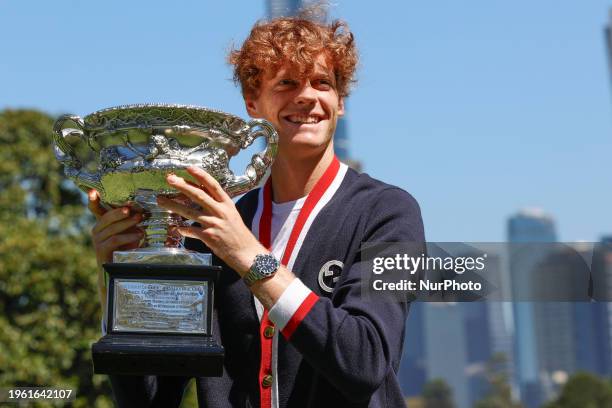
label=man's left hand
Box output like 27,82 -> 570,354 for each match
157,166 -> 266,277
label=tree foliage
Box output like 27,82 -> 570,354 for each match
423,378 -> 455,408
0,109 -> 113,407
474,353 -> 522,408
545,372 -> 612,408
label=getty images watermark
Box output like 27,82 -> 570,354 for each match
372,252 -> 487,292
360,242 -> 610,302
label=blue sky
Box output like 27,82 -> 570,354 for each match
1,1 -> 611,242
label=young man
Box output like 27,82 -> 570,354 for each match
89,15 -> 424,408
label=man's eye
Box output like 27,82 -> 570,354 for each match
316,79 -> 332,88
279,79 -> 295,86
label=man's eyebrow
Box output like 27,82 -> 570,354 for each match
275,77 -> 298,83
312,70 -> 333,80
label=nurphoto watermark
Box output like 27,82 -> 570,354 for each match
361,242 -> 610,302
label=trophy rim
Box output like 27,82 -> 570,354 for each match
85,103 -> 246,126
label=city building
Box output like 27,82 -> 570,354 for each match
400,250 -> 508,408
507,209 -> 556,407
423,303 -> 470,408
266,0 -> 302,19
605,8 -> 612,84
507,211 -> 612,406
563,240 -> 612,376
399,302 -> 427,397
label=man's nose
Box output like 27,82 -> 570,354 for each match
294,81 -> 317,105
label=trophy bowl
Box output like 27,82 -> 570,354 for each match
53,103 -> 278,264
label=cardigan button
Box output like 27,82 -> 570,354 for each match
262,374 -> 273,388
263,326 -> 275,338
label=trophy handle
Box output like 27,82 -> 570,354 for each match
224,119 -> 278,197
53,114 -> 104,195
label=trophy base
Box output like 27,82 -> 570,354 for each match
93,263 -> 224,377
113,247 -> 212,265
92,334 -> 224,376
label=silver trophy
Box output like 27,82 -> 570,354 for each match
53,103 -> 277,264
52,104 -> 277,376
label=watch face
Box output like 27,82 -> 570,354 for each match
255,254 -> 280,277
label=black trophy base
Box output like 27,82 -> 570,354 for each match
92,334 -> 224,377
93,262 -> 224,377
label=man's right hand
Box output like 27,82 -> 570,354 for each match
88,189 -> 143,312
88,189 -> 144,267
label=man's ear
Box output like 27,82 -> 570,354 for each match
245,98 -> 260,118
338,97 -> 345,116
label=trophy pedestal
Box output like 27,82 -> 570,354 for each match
92,334 -> 223,377
92,263 -> 224,377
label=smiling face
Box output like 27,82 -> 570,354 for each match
245,54 -> 345,160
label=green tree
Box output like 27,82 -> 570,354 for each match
0,109 -> 113,407
545,372 -> 612,408
474,353 -> 522,408
423,378 -> 455,408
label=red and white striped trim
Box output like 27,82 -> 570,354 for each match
268,278 -> 314,337
278,290 -> 319,339
283,160 -> 348,271
251,157 -> 348,408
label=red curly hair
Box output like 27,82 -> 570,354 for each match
228,16 -> 358,98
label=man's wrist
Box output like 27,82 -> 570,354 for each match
250,266 -> 296,310
233,244 -> 269,277
243,253 -> 280,287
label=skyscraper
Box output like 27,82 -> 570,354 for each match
399,250 -> 511,407
399,302 -> 426,397
507,209 -> 556,243
605,9 -> 612,85
569,239 -> 612,376
266,0 -> 302,19
423,303 -> 470,408
507,209 -> 563,408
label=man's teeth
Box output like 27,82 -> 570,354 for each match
287,115 -> 321,124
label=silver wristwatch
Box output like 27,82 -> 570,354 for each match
243,254 -> 281,287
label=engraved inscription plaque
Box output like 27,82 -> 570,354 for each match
113,279 -> 208,334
